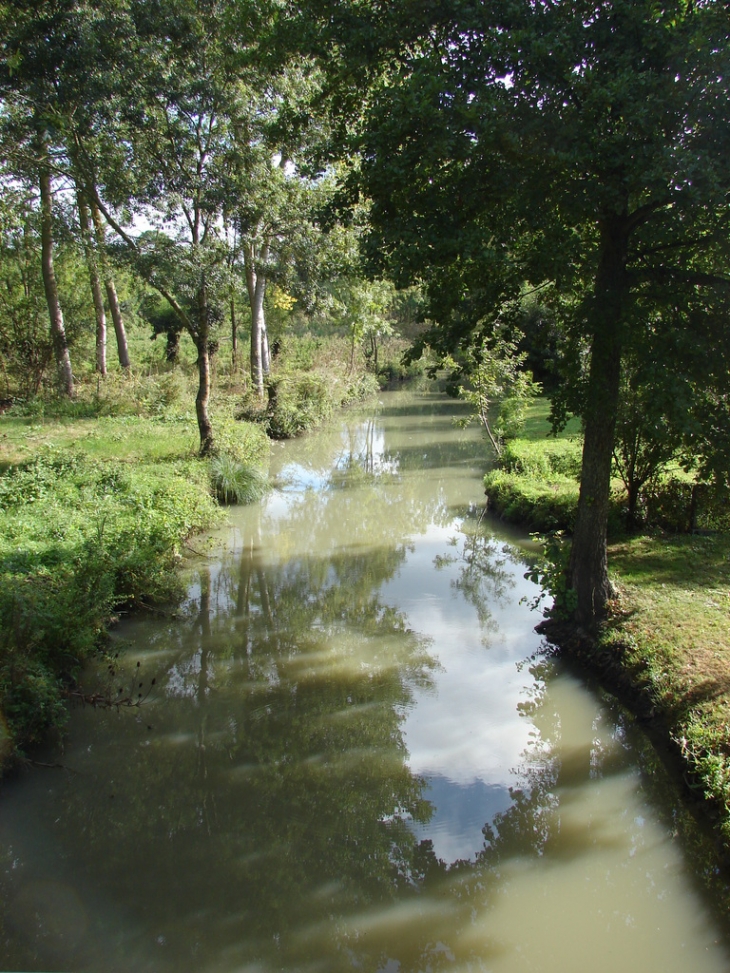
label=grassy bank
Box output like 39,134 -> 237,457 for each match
603,535 -> 730,845
493,399 -> 730,861
0,408 -> 269,764
483,400 -> 600,533
0,333 -> 399,767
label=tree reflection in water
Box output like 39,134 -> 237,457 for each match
3,392 -> 724,973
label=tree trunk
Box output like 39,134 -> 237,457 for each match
568,216 -> 629,627
262,315 -> 271,376
196,335 -> 214,456
38,145 -> 74,398
626,480 -> 641,530
91,200 -> 130,369
231,295 -> 237,369
245,238 -> 270,398
195,281 -> 215,456
77,190 -> 107,376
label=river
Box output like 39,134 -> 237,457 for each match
0,388 -> 728,972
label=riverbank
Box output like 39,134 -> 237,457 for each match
487,401 -> 730,863
0,408 -> 263,764
0,341 -> 395,767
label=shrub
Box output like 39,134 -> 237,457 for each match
499,438 -> 583,479
265,373 -> 333,438
484,467 -> 626,536
484,469 -> 582,532
644,477 -> 730,533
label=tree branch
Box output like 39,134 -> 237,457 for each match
632,266 -> 730,291
91,191 -> 196,333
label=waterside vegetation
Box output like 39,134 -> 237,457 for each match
478,398 -> 730,861
0,334 -> 405,766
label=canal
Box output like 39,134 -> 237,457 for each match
0,389 -> 727,972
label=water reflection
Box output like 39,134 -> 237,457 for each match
0,390 -> 728,972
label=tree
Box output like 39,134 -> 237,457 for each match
0,189 -> 54,397
451,335 -> 540,460
77,0 -> 254,453
0,0 -> 78,397
0,0 -> 140,391
295,0 -> 730,626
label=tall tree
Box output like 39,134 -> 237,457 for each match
0,0 -> 87,396
295,0 -> 730,627
76,184 -> 107,375
81,0 -> 252,453
36,126 -> 75,396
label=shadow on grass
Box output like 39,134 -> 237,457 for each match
611,534 -> 730,590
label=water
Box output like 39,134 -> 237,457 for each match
1,389 -> 728,972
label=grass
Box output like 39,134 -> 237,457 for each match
0,414 -> 198,469
211,454 -> 269,504
0,374 -> 270,764
0,337 -> 386,766
488,398 -> 730,860
600,533 -> 730,847
484,398 -> 590,533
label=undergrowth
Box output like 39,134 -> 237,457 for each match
0,451 -> 222,756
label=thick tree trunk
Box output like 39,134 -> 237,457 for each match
91,200 -> 130,369
39,154 -> 75,398
568,216 -> 629,627
196,335 -> 214,456
78,191 -> 107,376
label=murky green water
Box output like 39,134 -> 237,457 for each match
1,389 -> 728,972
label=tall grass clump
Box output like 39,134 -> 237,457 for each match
211,454 -> 269,505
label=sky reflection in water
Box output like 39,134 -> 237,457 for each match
0,390 -> 728,973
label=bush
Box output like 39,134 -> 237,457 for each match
266,373 -> 334,438
484,468 -> 625,535
484,469 -> 582,532
642,477 -> 730,533
239,368 -> 379,440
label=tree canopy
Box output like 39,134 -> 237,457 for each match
1,0 -> 729,625
293,0 -> 730,625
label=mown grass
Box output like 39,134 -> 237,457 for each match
602,533 -> 730,846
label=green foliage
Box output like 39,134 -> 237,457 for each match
212,417 -> 271,466
524,532 -> 577,620
210,454 -> 269,505
499,439 -> 582,479
484,469 -> 582,534
239,363 -> 379,440
266,373 -> 334,438
483,416 -> 622,535
0,451 -> 221,757
643,478 -> 730,535
451,338 -> 540,457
